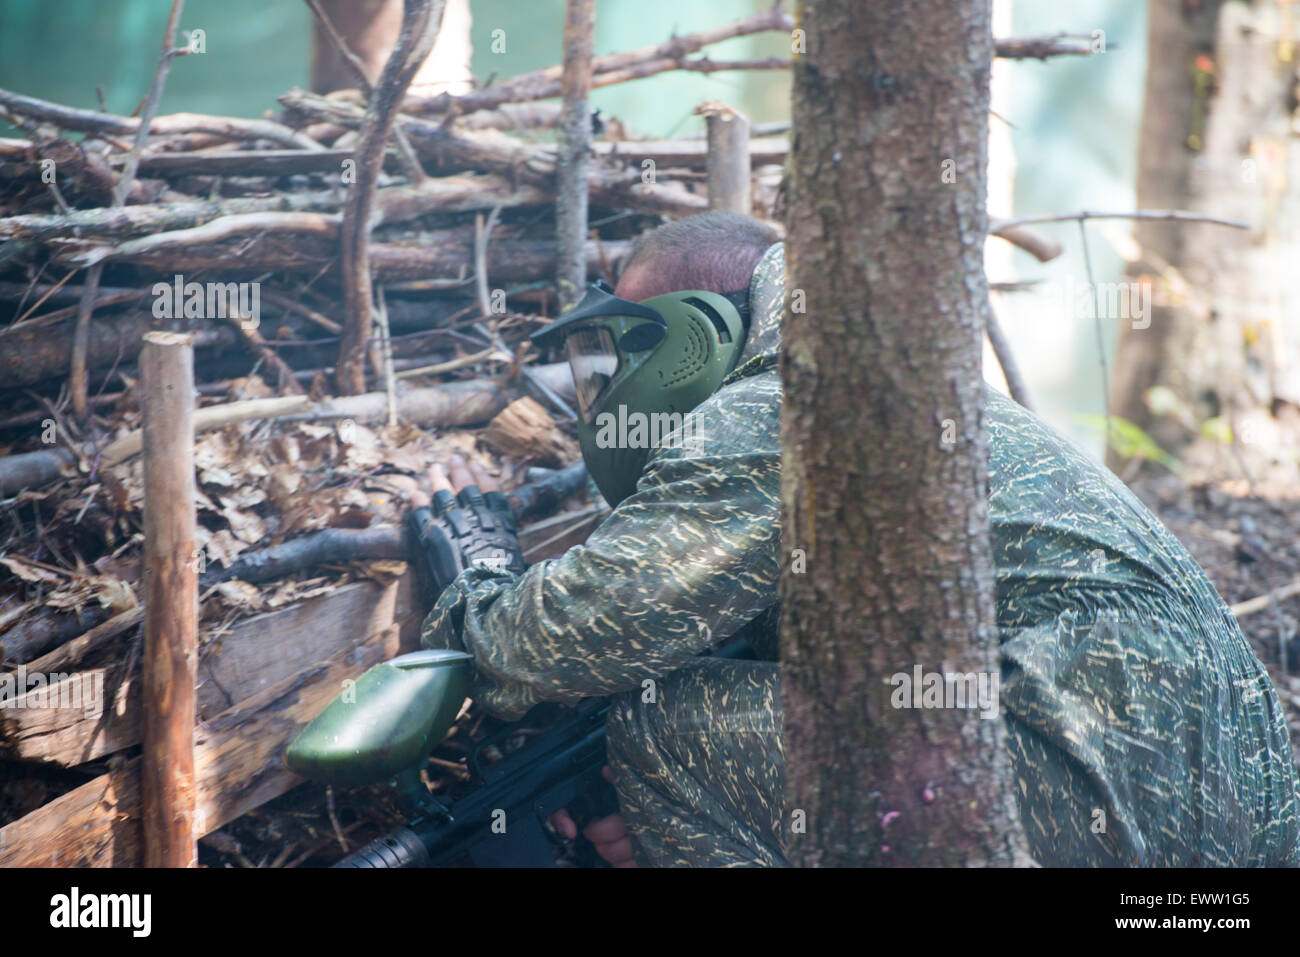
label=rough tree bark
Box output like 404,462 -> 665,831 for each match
556,0 -> 596,312
1109,0 -> 1300,482
780,0 -> 1027,866
336,0 -> 445,395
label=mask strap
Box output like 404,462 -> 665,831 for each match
719,289 -> 751,334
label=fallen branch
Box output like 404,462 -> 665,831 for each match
405,6 -> 793,116
64,212 -> 340,268
68,262 -> 104,417
0,87 -> 324,150
19,606 -> 143,676
338,0 -> 446,395
201,526 -> 408,585
278,89 -> 710,217
986,312 -> 1035,412
0,307 -> 241,391
137,147 -> 352,177
1,385 -> 500,475
0,446 -> 78,496
990,209 -> 1252,232
3,175 -> 555,246
0,603 -> 111,667
220,311 -> 306,396
593,136 -> 789,168
1229,578 -> 1300,619
507,461 -> 589,519
72,1 -> 187,419
201,462 -> 590,585
43,231 -> 631,282
101,395 -> 311,467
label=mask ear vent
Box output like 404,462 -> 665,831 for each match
663,320 -> 709,386
681,297 -> 733,344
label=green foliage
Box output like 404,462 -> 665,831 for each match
1076,414 -> 1183,474
1199,416 -> 1234,445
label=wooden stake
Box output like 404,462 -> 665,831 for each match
139,331 -> 198,868
698,101 -> 751,214
556,0 -> 596,311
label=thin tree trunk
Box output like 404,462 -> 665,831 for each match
311,0 -> 403,93
556,0 -> 596,312
1109,0 -> 1300,482
336,0 -> 445,395
781,0 -> 1026,867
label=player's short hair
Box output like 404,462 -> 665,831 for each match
620,212 -> 779,297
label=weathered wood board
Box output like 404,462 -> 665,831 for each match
0,575 -> 417,766
0,618 -> 418,867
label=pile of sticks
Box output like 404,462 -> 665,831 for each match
0,7 -> 811,432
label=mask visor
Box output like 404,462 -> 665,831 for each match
564,327 -> 620,423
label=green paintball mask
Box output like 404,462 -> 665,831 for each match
531,280 -> 750,507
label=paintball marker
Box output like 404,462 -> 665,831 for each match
286,640 -> 751,867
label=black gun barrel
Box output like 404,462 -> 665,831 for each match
333,701 -> 610,868
336,826 -> 432,868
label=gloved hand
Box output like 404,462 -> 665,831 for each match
406,458 -> 526,605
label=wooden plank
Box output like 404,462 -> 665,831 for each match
520,504 -> 607,562
0,575 -> 417,766
0,617 -> 419,867
197,574 -> 416,716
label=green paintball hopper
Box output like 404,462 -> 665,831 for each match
285,649 -> 473,788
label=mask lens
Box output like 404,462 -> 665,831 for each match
564,327 -> 619,423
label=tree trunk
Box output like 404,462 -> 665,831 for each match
781,0 -> 1026,867
1109,0 -> 1300,482
312,0 -> 404,93
312,0 -> 473,96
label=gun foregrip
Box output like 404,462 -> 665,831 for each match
333,827 -> 430,868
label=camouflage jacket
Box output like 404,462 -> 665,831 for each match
421,244 -> 1298,863
421,243 -> 789,718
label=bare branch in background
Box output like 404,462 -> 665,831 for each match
71,0 -> 186,418
337,0 -> 446,395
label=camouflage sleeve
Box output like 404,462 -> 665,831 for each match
419,371 -> 784,720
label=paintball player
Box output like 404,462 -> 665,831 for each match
408,211 -> 1300,867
